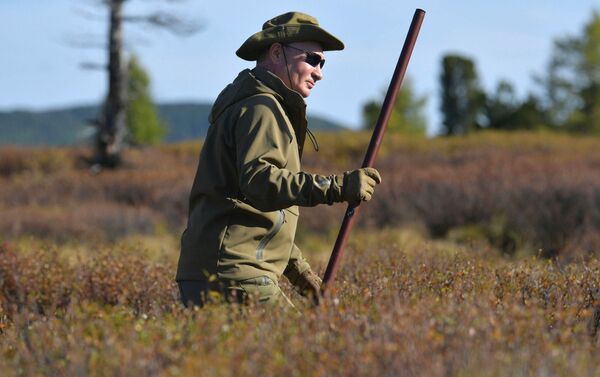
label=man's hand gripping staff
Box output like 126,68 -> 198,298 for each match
342,168 -> 382,205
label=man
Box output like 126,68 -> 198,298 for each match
176,11 -> 381,307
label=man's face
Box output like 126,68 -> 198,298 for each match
276,41 -> 324,98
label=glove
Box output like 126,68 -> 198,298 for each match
342,167 -> 382,204
287,268 -> 322,305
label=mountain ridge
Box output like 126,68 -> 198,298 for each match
0,102 -> 348,146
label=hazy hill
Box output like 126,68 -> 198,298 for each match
0,102 -> 347,146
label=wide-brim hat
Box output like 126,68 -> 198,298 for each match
236,11 -> 344,61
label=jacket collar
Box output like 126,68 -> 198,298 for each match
252,66 -> 308,158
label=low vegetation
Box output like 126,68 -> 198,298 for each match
1,230 -> 600,376
1,131 -> 600,375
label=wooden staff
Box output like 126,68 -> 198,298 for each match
321,9 -> 426,294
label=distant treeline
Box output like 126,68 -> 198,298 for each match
365,11 -> 600,136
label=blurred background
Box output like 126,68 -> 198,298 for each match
2,0 -> 600,261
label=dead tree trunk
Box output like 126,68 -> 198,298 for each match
95,0 -> 128,168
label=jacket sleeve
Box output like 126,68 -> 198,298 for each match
283,243 -> 312,283
234,96 -> 343,211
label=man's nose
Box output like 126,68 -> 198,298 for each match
313,65 -> 323,81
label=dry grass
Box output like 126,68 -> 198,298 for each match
2,131 -> 600,258
301,131 -> 600,259
1,131 -> 600,375
1,231 -> 600,376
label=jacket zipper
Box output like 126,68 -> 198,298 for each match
256,210 -> 285,261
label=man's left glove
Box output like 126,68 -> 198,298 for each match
286,268 -> 322,305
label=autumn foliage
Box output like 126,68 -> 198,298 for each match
1,132 -> 600,375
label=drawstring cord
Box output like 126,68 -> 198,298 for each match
282,46 -> 294,93
306,127 -> 319,152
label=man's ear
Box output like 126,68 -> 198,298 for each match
269,43 -> 284,64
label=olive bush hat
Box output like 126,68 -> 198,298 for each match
236,11 -> 344,61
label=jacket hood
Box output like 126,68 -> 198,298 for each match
209,67 -> 308,156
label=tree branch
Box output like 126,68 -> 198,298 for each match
123,11 -> 202,35
63,34 -> 107,49
80,62 -> 108,71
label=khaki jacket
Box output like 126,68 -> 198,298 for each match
176,67 -> 344,283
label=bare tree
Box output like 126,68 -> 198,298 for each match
76,0 -> 200,169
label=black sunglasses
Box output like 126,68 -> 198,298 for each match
284,45 -> 325,69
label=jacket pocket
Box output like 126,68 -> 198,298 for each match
256,210 -> 285,260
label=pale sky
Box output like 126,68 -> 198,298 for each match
1,0 -> 600,134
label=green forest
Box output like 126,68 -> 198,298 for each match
365,12 -> 600,137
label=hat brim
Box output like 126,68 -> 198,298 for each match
236,24 -> 344,61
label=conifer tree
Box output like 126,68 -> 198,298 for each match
126,55 -> 166,145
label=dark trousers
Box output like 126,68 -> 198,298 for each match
178,280 -> 211,308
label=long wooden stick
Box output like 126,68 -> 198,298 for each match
321,9 -> 426,294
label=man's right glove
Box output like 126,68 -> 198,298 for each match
341,167 -> 382,205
